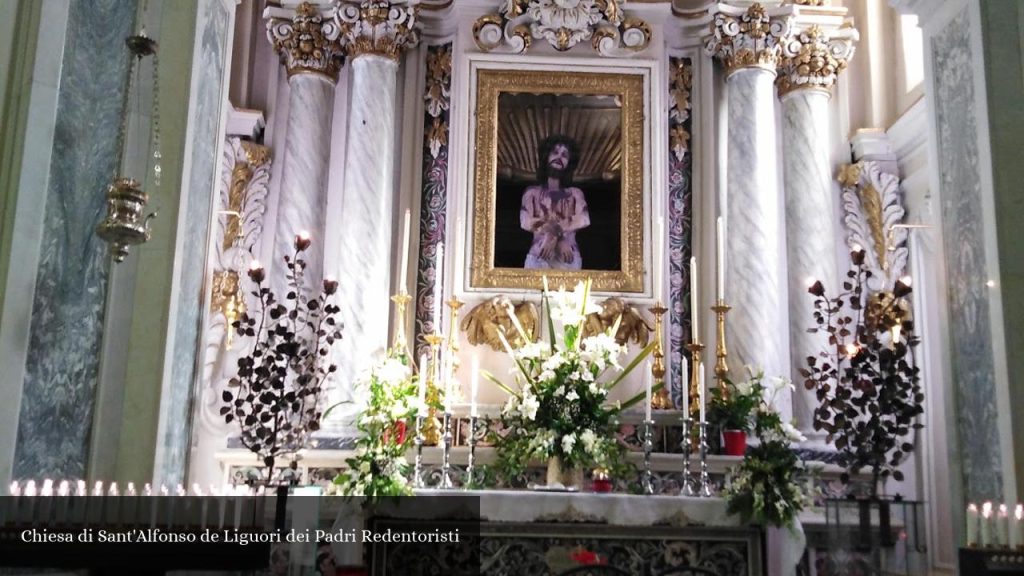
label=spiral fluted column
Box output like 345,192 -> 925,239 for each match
265,2 -> 343,288
332,1 -> 419,396
705,4 -> 792,415
778,25 -> 856,441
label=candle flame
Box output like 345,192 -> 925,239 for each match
9,481 -> 18,496
41,479 -> 53,496
968,502 -> 978,511
982,501 -> 993,517
126,482 -> 137,496
58,480 -> 69,497
1015,504 -> 1023,520
25,480 -> 37,497
248,260 -> 262,270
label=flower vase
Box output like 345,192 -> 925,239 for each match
547,456 -> 584,489
722,430 -> 747,456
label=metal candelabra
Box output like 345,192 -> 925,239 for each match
412,415 -> 426,488
439,411 -> 454,489
698,421 -> 712,497
466,415 -> 479,489
642,419 -> 655,495
680,416 -> 695,497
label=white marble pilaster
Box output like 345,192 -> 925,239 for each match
781,88 -> 836,440
274,74 -> 335,287
725,68 -> 790,416
334,55 -> 400,395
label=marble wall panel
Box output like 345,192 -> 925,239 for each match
14,0 -> 137,479
933,5 -> 1003,502
156,0 -> 232,486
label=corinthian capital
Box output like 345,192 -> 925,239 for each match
266,2 -> 344,81
336,1 -> 420,61
704,3 -> 791,76
777,25 -> 856,97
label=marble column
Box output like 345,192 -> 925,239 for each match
332,1 -> 419,398
705,4 -> 791,410
778,26 -> 856,440
265,2 -> 343,288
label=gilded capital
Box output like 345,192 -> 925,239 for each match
777,25 -> 856,97
336,0 -> 420,61
704,3 -> 791,76
266,2 -> 344,81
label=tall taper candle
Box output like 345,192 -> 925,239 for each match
645,360 -> 653,422
982,502 -> 993,547
698,363 -> 706,423
716,216 -> 725,301
654,217 -> 664,297
999,504 -> 1010,547
471,355 -> 479,417
1014,504 -> 1023,549
399,209 -> 411,292
433,242 -> 444,331
681,355 -> 689,414
690,257 -> 699,341
418,353 -> 428,416
967,503 -> 979,546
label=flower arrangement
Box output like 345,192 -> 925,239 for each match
707,373 -> 763,432
333,352 -> 420,498
802,247 -> 924,496
486,279 -> 655,486
724,371 -> 808,529
222,235 -> 342,481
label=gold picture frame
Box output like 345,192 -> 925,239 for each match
469,68 -> 646,293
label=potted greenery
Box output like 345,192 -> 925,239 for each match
724,373 -> 808,529
707,368 -> 764,456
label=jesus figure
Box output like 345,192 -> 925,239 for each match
520,135 -> 591,270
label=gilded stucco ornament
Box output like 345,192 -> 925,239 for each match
424,43 -> 451,159
266,2 -> 344,80
581,297 -> 654,347
668,58 -> 693,161
336,0 -> 420,61
838,161 -> 909,292
777,25 -> 856,96
704,3 -> 791,76
461,297 -> 540,351
473,0 -> 649,56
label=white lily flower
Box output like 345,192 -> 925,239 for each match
561,432 -> 577,453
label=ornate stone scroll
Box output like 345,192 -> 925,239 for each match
473,0 -> 650,56
266,1 -> 344,80
336,0 -> 420,61
777,24 -> 856,96
838,161 -> 909,292
704,3 -> 791,76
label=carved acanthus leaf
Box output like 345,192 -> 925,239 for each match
266,2 -> 344,80
704,3 -> 791,75
839,161 -> 908,291
668,58 -> 693,161
336,0 -> 420,61
474,0 -> 649,56
778,25 -> 856,96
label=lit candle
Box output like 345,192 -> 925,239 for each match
1014,504 -> 1023,549
654,217 -> 664,298
698,363 -> 706,424
433,242 -> 444,332
690,257 -> 699,342
716,216 -> 725,302
982,501 -> 993,547
399,209 -> 411,292
644,361 -> 653,422
681,355 -> 689,415
471,355 -> 480,418
967,503 -> 979,546
999,504 -> 1010,547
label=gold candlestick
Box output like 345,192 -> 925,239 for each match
422,332 -> 444,446
648,303 -> 672,409
445,298 -> 464,385
685,341 -> 705,418
711,300 -> 731,400
390,291 -> 412,355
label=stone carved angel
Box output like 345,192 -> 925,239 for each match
461,296 -> 539,351
582,296 -> 652,347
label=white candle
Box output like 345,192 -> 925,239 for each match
654,217 -> 664,299
982,501 -> 993,547
967,503 -> 979,546
999,504 -> 1010,547
418,353 -> 428,415
433,242 -> 444,332
1014,504 -> 1023,549
716,216 -> 725,301
690,256 -> 699,341
698,363 -> 706,423
471,356 -> 480,417
681,355 -> 689,415
644,360 -> 653,422
399,209 -> 411,292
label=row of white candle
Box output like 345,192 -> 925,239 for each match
967,502 -> 1024,549
4,480 -> 269,530
415,352 -> 480,418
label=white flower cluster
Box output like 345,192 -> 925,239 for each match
547,282 -> 601,326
